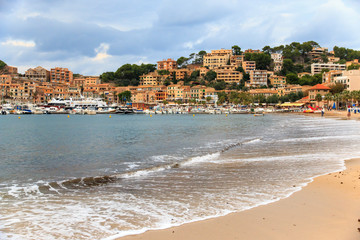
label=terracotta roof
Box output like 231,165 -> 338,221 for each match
309,84 -> 331,90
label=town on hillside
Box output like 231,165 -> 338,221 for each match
1,41 -> 360,113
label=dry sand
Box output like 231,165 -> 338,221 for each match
118,159 -> 360,240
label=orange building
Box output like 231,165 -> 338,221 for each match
157,58 -> 177,70
50,67 -> 73,85
242,61 -> 256,73
308,84 -> 330,100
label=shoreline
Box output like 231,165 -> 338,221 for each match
115,158 -> 360,240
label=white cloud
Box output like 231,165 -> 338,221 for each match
92,43 -> 111,61
1,39 -> 36,48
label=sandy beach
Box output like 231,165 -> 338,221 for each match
118,158 -> 360,240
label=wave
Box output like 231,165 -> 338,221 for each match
2,138 -> 262,198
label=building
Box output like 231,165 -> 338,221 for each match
157,59 -> 177,71
308,84 -> 331,100
25,66 -> 50,82
190,85 -> 209,100
269,75 -> 286,87
203,49 -> 232,69
249,70 -> 267,87
333,70 -> 360,91
249,89 -> 278,97
277,85 -> 303,96
242,61 -> 256,74
311,63 -> 346,75
245,49 -> 262,53
50,67 -> 73,85
4,66 -> 18,76
322,70 -> 343,83
230,55 -> 244,66
271,53 -> 283,72
139,72 -> 167,86
166,84 -> 190,101
199,67 -> 210,77
328,56 -> 340,63
345,59 -> 360,68
215,69 -> 242,84
298,72 -> 311,78
309,47 -> 328,58
169,69 -> 193,80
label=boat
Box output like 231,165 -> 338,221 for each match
254,113 -> 264,116
115,107 -> 135,114
48,96 -> 108,108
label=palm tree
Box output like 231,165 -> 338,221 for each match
324,93 -> 333,109
333,93 -> 341,110
315,93 -> 323,106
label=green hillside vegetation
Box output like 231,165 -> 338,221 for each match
99,41 -> 360,88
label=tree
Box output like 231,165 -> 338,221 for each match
205,70 -> 217,82
330,83 -> 346,94
213,81 -> 226,90
196,51 -> 207,64
347,64 -> 360,70
0,60 -> 6,73
217,91 -> 228,104
172,73 -> 177,84
262,46 -> 272,54
206,96 -> 212,105
232,45 -> 242,55
118,91 -> 132,103
100,72 -> 115,83
163,79 -> 171,86
177,57 -> 188,68
286,73 -> 299,84
315,93 -> 323,105
158,70 -> 170,75
244,53 -> 271,70
280,59 -> 295,75
324,92 -> 333,107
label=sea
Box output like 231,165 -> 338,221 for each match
1,113 -> 360,240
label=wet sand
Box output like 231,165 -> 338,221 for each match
118,158 -> 360,240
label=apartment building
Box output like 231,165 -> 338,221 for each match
203,49 -> 232,69
157,58 -> 177,70
245,49 -> 262,54
309,47 -> 328,58
0,74 -> 11,84
249,89 -> 278,97
311,63 -> 346,75
167,84 -> 190,101
242,61 -> 256,73
269,75 -> 286,87
322,70 -> 343,83
249,70 -> 267,87
308,84 -> 330,100
230,55 -> 244,66
216,69 -> 242,84
4,66 -> 18,76
277,85 -> 303,96
50,67 -> 73,84
169,69 -> 192,80
190,85 -> 209,100
333,70 -> 360,91
140,72 -> 167,86
25,66 -> 50,82
346,59 -> 359,68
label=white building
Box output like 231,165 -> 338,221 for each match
311,63 -> 346,75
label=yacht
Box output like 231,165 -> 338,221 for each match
48,96 -> 107,108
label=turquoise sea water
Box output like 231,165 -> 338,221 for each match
1,114 -> 360,239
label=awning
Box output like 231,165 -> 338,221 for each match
278,102 -> 305,107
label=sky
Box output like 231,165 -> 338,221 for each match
1,0 -> 360,75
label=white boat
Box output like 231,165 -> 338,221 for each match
48,96 -> 107,108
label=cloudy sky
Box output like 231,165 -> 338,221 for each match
1,0 -> 360,75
